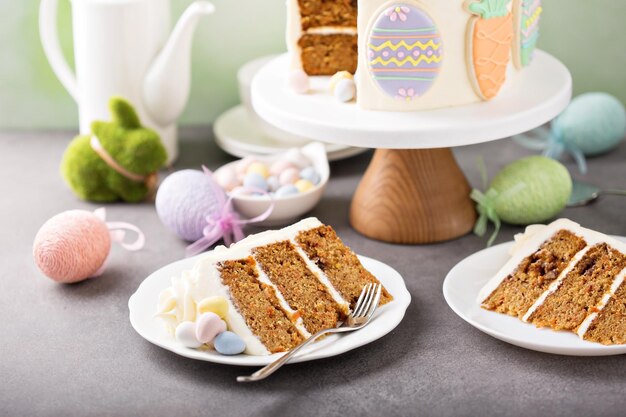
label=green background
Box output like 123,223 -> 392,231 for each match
1,0 -> 624,129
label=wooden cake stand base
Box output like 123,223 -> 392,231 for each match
350,148 -> 476,244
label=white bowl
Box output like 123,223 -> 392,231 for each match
237,55 -> 311,146
221,142 -> 329,226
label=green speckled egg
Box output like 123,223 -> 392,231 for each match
490,156 -> 572,225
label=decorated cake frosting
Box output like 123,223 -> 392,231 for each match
156,218 -> 393,355
286,0 -> 542,111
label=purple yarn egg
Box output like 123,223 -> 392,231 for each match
156,170 -> 223,241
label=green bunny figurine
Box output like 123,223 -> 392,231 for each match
61,97 -> 167,202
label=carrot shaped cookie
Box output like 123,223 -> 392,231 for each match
465,0 -> 513,100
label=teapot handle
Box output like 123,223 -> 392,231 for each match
39,0 -> 79,101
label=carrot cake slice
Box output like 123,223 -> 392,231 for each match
287,0 -> 358,75
478,218 -> 626,345
157,218 -> 392,355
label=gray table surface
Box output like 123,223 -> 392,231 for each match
1,128 -> 625,417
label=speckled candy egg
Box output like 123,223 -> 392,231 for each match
489,156 -> 572,224
214,331 -> 246,355
195,312 -> 227,344
175,321 -> 203,348
33,210 -> 111,283
367,3 -> 443,101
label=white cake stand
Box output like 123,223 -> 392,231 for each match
251,51 -> 572,244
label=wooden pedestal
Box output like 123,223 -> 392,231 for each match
350,148 -> 476,244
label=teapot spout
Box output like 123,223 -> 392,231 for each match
143,1 -> 214,126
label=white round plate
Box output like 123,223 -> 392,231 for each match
213,106 -> 367,161
129,254 -> 411,366
251,51 -> 572,148
443,238 -> 626,356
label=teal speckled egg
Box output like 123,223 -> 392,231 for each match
554,92 -> 626,156
490,156 -> 572,225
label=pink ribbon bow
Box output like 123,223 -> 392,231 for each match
92,208 -> 146,276
94,208 -> 146,250
185,166 -> 275,257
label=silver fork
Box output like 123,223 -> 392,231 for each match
237,283 -> 382,382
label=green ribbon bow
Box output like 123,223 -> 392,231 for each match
470,188 -> 501,247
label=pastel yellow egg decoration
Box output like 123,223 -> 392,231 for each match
197,296 -> 229,319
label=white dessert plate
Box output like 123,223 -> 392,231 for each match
443,238 -> 626,356
129,254 -> 411,366
213,105 -> 367,161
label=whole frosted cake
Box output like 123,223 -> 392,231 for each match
157,218 -> 392,355
287,0 -> 543,110
478,219 -> 626,345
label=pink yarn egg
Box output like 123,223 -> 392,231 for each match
33,210 -> 111,283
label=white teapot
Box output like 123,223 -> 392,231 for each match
39,0 -> 215,164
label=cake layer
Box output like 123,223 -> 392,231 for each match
525,243 -> 626,330
253,241 -> 345,335
158,218 -> 393,355
479,218 -> 626,345
296,225 -> 393,308
480,230 -> 587,318
298,0 -> 357,30
580,277 -> 626,345
298,33 -> 358,75
217,258 -> 304,353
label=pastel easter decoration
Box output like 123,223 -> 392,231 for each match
181,167 -> 275,256
275,184 -> 299,197
367,4 -> 443,101
214,331 -> 246,355
334,79 -> 357,103
279,167 -> 300,186
213,165 -> 239,192
269,160 -> 296,177
284,148 -> 312,169
287,69 -> 310,94
514,93 -> 626,173
195,312 -> 227,344
246,162 -> 270,179
512,0 -> 542,69
243,173 -> 269,191
300,166 -> 320,185
235,156 -> 257,177
465,0 -> 513,100
157,167 -> 273,255
155,169 -> 221,241
61,97 -> 167,203
329,71 -> 353,92
197,296 -> 229,319
295,179 -> 315,193
330,71 -> 356,102
267,176 -> 280,192
471,156 -> 572,246
33,208 -> 145,283
175,321 -> 203,349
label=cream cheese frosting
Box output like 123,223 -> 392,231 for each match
156,217 -> 351,355
478,218 -> 626,341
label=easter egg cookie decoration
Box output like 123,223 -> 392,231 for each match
367,3 -> 443,102
471,156 -> 572,246
512,0 -> 542,69
465,0 -> 513,100
61,97 -> 167,203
